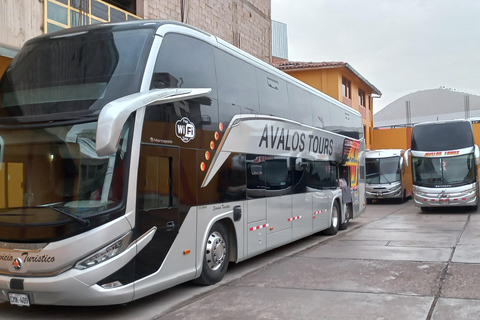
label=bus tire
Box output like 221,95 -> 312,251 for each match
194,222 -> 229,285
339,203 -> 349,230
323,201 -> 340,235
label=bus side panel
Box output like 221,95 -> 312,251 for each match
292,193 -> 313,240
246,198 -> 267,257
132,207 -> 198,301
266,195 -> 292,250
312,191 -> 332,232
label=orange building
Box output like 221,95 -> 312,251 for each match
273,59 -> 381,149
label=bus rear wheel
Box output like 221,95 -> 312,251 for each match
194,222 -> 229,285
339,203 -> 350,230
323,202 -> 340,235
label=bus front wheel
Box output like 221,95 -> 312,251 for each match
194,222 -> 229,285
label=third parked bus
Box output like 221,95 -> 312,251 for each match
406,119 -> 480,211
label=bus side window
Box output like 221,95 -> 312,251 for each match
215,48 -> 259,123
153,33 -> 217,97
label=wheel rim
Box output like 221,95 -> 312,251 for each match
205,231 -> 227,271
332,205 -> 339,228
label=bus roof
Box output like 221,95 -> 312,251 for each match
366,149 -> 404,159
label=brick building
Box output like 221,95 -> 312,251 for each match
0,0 -> 272,77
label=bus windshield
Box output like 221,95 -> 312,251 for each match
412,153 -> 476,187
0,120 -> 129,239
0,27 -> 154,123
412,121 -> 474,151
366,156 -> 401,184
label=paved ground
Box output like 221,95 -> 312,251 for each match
3,199 -> 480,319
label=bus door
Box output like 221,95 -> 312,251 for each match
134,145 -> 180,280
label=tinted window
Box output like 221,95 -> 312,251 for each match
247,154 -> 266,199
366,157 -> 401,184
412,121 -> 474,151
0,28 -> 153,122
142,99 -> 218,148
215,49 -> 259,124
246,155 -> 293,198
287,83 -> 313,125
412,154 -> 476,187
306,161 -> 336,190
292,158 -> 307,193
198,153 -> 246,204
153,33 -> 217,98
256,69 -> 288,117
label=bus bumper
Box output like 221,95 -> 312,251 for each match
0,271 -> 135,306
413,184 -> 478,208
366,183 -> 402,199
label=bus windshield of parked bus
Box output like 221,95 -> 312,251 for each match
411,121 -> 474,151
412,153 -> 476,187
0,120 -> 130,241
0,27 -> 154,122
366,156 -> 401,184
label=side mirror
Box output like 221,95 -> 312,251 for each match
475,145 -> 480,166
295,158 -> 309,171
399,157 -> 404,170
96,88 -> 211,156
404,149 -> 411,167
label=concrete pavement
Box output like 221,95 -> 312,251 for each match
3,199 -> 480,319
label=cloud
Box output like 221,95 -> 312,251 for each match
272,0 -> 480,112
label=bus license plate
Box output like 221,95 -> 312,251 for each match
8,293 -> 30,307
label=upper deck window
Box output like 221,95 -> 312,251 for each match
0,27 -> 154,123
411,121 -> 474,151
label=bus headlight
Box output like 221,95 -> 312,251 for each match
75,232 -> 131,270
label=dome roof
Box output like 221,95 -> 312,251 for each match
374,88 -> 480,128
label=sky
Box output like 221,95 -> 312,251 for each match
271,0 -> 480,114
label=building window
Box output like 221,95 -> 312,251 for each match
342,77 -> 351,99
44,0 -> 141,33
358,89 -> 365,107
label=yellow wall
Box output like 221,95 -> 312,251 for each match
286,68 -> 340,101
374,124 -> 480,151
473,123 -> 480,145
285,66 -> 376,149
0,56 -> 12,78
372,127 -> 412,150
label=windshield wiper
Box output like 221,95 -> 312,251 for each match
47,205 -> 89,226
380,172 -> 392,184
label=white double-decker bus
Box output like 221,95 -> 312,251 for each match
406,119 -> 480,211
0,21 -> 366,306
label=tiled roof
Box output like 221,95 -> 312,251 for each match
273,60 -> 347,71
272,59 -> 382,96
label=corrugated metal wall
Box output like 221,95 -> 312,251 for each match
272,20 -> 288,60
